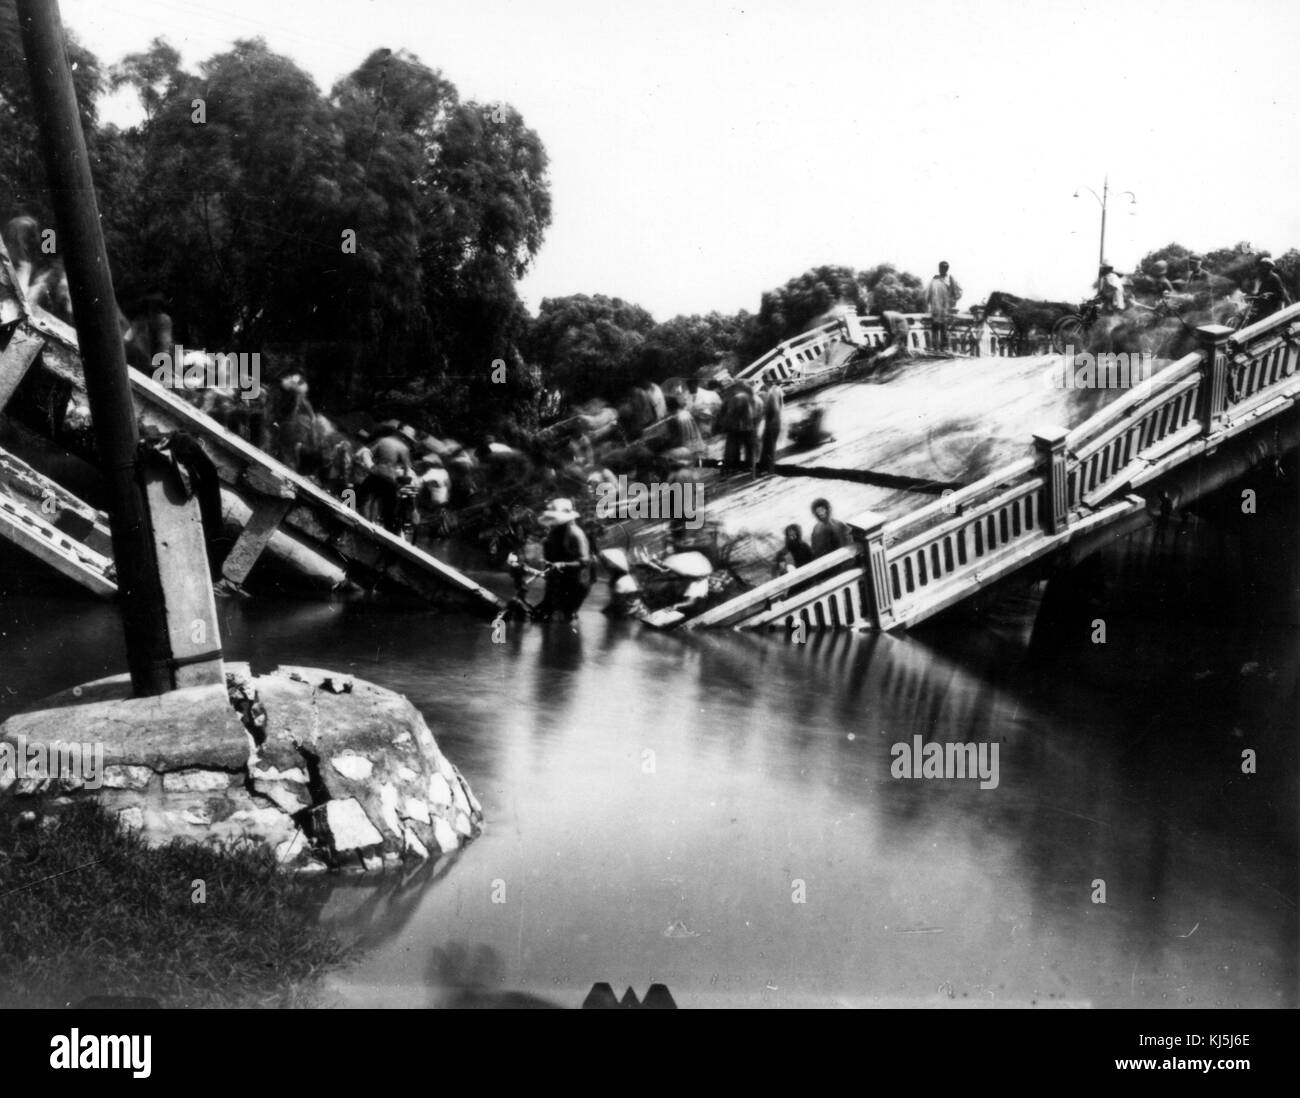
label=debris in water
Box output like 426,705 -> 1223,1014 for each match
663,920 -> 698,939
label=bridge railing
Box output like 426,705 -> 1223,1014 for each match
1063,302 -> 1300,513
736,318 -> 853,387
873,474 -> 1046,627
732,312 -> 1023,388
696,301 -> 1300,633
687,545 -> 862,629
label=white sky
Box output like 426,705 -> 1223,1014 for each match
61,0 -> 1300,320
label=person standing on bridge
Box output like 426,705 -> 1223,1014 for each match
1183,254 -> 1211,292
1251,256 -> 1292,320
717,381 -> 759,474
773,523 -> 813,575
664,394 -> 705,459
1097,263 -> 1126,315
758,381 -> 785,474
925,261 -> 963,352
809,498 -> 851,559
1149,260 -> 1175,301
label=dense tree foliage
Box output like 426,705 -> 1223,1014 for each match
525,294 -> 655,403
528,262 -> 928,407
637,311 -> 750,383
857,263 -> 927,315
0,10 -> 553,432
0,2 -> 104,217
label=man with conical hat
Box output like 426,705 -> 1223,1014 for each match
533,498 -> 593,622
598,548 -> 647,620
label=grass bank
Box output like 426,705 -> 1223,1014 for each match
0,802 -> 351,1007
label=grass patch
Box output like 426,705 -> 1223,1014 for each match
0,801 -> 352,1007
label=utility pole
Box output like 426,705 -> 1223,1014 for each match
1075,176 -> 1136,273
1098,176 -> 1108,269
18,0 -> 198,696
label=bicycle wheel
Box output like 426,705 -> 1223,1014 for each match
1052,315 -> 1086,354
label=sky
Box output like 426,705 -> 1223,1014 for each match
60,0 -> 1300,322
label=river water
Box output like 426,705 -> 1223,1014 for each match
0,473 -> 1295,1009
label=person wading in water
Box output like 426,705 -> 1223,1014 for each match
534,498 -> 593,622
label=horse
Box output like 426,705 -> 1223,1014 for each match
981,291 -> 1078,354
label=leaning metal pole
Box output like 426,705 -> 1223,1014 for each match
18,0 -> 172,695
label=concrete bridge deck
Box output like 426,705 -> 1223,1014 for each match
704,348 -> 1130,540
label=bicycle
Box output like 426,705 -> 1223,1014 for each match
1224,294 -> 1268,332
1050,299 -> 1102,354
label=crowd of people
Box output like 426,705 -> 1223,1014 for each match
308,370 -> 790,547
1094,253 -> 1292,320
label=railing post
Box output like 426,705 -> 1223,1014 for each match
1033,425 -> 1070,534
855,510 -> 895,630
1195,324 -> 1235,436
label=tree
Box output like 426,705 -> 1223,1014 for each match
0,0 -> 105,219
95,38 -> 557,432
527,294 -> 656,403
110,38 -> 343,349
1131,243 -> 1193,297
736,265 -> 863,362
857,263 -> 925,314
418,98 -> 551,427
637,311 -> 749,382
326,52 -> 551,426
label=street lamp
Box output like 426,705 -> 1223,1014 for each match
1074,176 -> 1136,269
